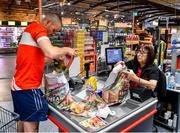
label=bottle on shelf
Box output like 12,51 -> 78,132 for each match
171,39 -> 176,52
173,114 -> 177,128
168,74 -> 175,89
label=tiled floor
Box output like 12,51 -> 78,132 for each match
0,101 -> 58,132
0,55 -> 15,101
0,54 -> 171,132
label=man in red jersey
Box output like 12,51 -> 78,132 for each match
11,13 -> 77,132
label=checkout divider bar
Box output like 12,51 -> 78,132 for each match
121,109 -> 157,133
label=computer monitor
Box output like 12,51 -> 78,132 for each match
105,47 -> 123,65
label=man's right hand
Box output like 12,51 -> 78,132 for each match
63,47 -> 77,57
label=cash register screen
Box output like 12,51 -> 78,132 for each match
105,47 -> 123,65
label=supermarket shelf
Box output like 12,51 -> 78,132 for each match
75,48 -> 94,51
84,60 -> 95,63
154,119 -> 175,131
0,31 -> 13,33
0,36 -> 12,37
84,48 -> 94,50
0,48 -> 17,54
84,43 -> 94,45
160,34 -> 172,35
84,54 -> 96,56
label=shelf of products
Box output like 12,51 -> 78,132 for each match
160,28 -> 172,49
74,30 -> 97,77
0,27 -> 25,48
0,27 -> 14,48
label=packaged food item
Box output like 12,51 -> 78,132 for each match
80,116 -> 107,131
69,102 -> 85,114
85,76 -> 97,90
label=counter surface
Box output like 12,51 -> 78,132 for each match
49,97 -> 157,132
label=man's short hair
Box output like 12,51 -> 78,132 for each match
42,13 -> 61,25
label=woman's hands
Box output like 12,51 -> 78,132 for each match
116,61 -> 126,67
112,61 -> 126,73
122,69 -> 157,90
122,69 -> 139,83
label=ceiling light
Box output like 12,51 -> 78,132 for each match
67,2 -> 71,6
75,12 -> 80,15
60,2 -> 64,6
105,14 -> 109,17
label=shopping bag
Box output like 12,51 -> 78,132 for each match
45,72 -> 70,105
102,72 -> 129,105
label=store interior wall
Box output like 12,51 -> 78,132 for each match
0,11 -> 38,21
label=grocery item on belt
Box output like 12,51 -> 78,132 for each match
79,116 -> 107,131
85,76 -> 97,91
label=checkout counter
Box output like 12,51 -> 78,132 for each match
47,79 -> 158,132
48,98 -> 157,132
45,57 -> 158,132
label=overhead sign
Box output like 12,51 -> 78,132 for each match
158,18 -> 180,26
126,35 -> 139,45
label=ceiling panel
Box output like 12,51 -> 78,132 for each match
0,0 -> 179,22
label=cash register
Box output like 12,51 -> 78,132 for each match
130,87 -> 154,102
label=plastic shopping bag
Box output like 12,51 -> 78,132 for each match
102,72 -> 129,105
45,71 -> 70,105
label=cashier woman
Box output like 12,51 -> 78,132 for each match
117,44 -> 159,91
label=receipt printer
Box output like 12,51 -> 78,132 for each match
130,87 -> 153,102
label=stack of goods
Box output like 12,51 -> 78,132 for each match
84,33 -> 94,45
50,33 -> 63,47
74,30 -> 85,77
84,32 -> 96,73
61,30 -> 75,47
